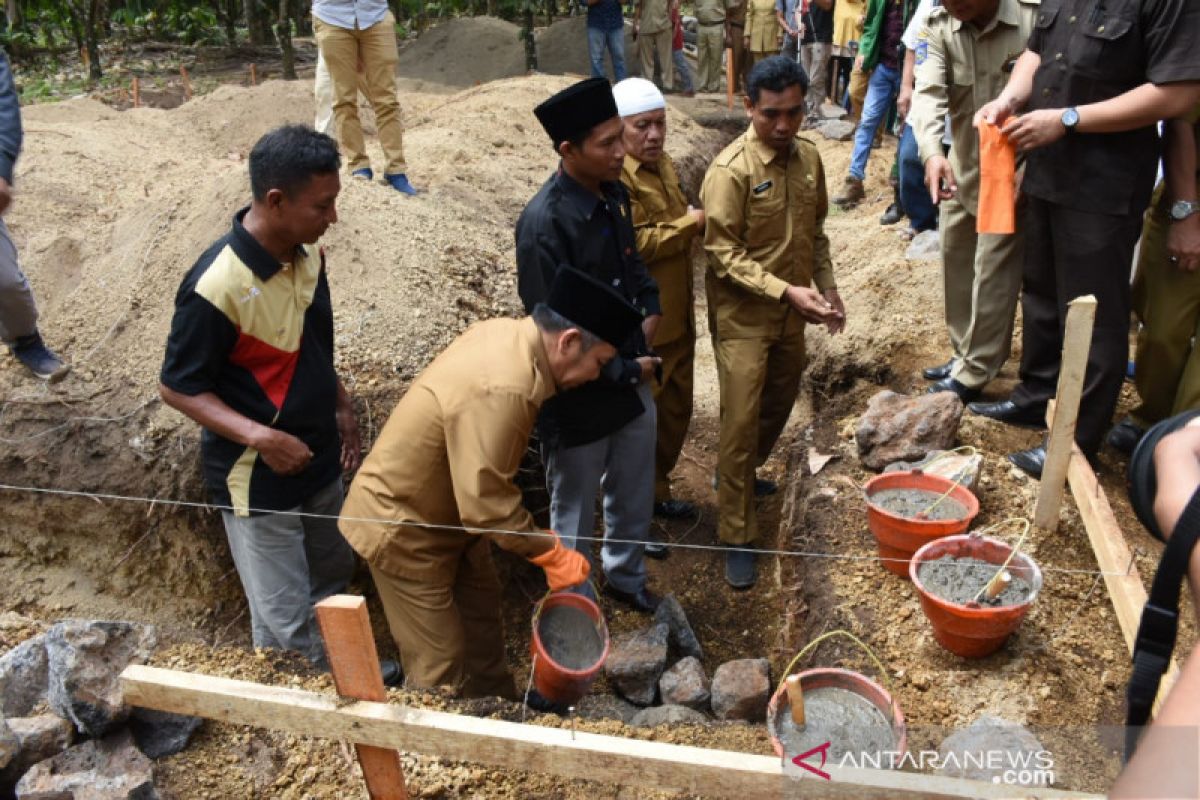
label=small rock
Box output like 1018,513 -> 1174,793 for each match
604,624 -> 669,706
658,656 -> 710,712
629,704 -> 709,727
0,635 -> 50,717
816,119 -> 855,142
129,708 -> 202,759
1,715 -> 75,786
15,729 -> 157,799
819,101 -> 847,120
905,229 -> 941,261
652,595 -> 703,660
574,695 -> 640,724
46,620 -> 158,737
937,716 -> 1046,784
710,658 -> 770,722
856,390 -> 964,471
884,449 -> 984,491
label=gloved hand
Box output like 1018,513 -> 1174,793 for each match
529,531 -> 591,592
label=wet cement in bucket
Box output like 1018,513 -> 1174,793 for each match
869,487 -> 968,521
537,604 -> 605,670
918,556 -> 1033,606
777,686 -> 897,762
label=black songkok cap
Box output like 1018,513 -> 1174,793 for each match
534,78 -> 620,147
546,267 -> 643,349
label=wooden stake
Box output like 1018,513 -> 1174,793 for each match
249,63 -> 258,86
314,595 -> 408,800
784,675 -> 806,727
131,76 -> 140,108
1033,295 -> 1097,531
983,570 -> 1011,601
725,47 -> 735,110
180,66 -> 192,100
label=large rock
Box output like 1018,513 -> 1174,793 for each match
937,716 -> 1047,784
1,715 -> 75,787
856,390 -> 964,471
46,621 -> 157,737
885,449 -> 984,492
0,636 -> 50,718
653,594 -> 703,661
710,658 -> 770,722
604,624 -> 669,706
575,694 -> 640,724
816,119 -> 856,142
630,704 -> 709,727
905,229 -> 941,261
129,709 -> 202,759
15,729 -> 157,799
658,656 -> 710,712
819,101 -> 848,120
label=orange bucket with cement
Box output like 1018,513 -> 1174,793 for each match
530,592 -> 610,705
864,470 -> 979,577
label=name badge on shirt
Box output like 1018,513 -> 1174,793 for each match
753,180 -> 773,195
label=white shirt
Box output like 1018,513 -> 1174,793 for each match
311,0 -> 389,30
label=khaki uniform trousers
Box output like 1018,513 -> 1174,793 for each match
652,335 -> 696,503
848,67 -> 870,122
696,23 -> 727,92
938,197 -> 1024,389
729,24 -> 748,91
714,326 -> 806,545
1132,194 -> 1200,427
313,12 -> 407,175
639,30 -> 674,89
370,536 -> 516,700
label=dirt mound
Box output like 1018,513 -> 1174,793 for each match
397,16 -> 526,87
536,15 -> 641,78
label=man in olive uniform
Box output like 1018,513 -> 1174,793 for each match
909,0 -> 1037,403
339,269 -> 641,699
635,0 -> 674,91
695,0 -> 734,93
970,0 -> 1200,476
701,56 -> 844,588
728,0 -> 749,92
614,78 -> 705,520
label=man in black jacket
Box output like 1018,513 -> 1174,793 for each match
516,78 -> 664,613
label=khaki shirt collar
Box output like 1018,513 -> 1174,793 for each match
951,0 -> 1020,34
522,317 -> 557,403
745,125 -> 791,166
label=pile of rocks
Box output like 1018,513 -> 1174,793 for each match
602,595 -> 771,727
0,620 -> 200,799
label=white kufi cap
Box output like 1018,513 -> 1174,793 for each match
612,78 -> 666,118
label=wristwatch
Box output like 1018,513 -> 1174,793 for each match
1060,107 -> 1080,132
1169,200 -> 1200,222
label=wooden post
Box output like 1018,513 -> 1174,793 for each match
315,595 -> 408,800
131,76 -> 140,108
1033,295 -> 1097,531
725,47 -> 735,110
180,66 -> 192,100
784,675 -> 805,727
249,62 -> 258,85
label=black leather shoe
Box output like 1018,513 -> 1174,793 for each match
754,478 -> 778,497
644,535 -> 670,560
926,377 -> 980,403
880,202 -> 905,226
725,547 -> 757,589
1007,445 -> 1046,479
380,658 -> 404,687
922,359 -> 955,381
653,499 -> 696,519
967,399 -> 1047,430
602,584 -> 662,613
1107,418 -> 1145,456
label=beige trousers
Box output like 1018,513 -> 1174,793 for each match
639,29 -> 674,89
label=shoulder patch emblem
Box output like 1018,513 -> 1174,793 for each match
915,38 -> 929,66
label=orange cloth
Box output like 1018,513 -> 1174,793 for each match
529,531 -> 591,591
977,122 -> 1016,234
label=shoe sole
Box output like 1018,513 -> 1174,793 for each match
724,572 -> 756,590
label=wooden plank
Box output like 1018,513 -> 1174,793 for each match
315,595 -> 408,800
725,47 -> 735,110
120,665 -> 1097,799
1034,295 -> 1097,531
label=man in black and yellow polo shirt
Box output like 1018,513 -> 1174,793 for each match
159,125 -> 367,669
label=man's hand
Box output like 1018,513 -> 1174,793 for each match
636,355 -> 663,383
1169,215 -> 1200,273
336,397 -> 362,473
1002,108 -> 1067,152
822,288 -> 846,334
641,313 -> 662,347
896,86 -> 912,121
688,205 -> 706,229
783,285 -> 843,326
0,178 -> 13,216
974,95 -> 1017,128
924,155 -> 957,205
854,53 -> 864,72
253,426 -> 313,476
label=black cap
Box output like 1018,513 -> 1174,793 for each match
546,267 -> 643,348
534,78 -> 619,148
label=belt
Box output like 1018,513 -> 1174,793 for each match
698,19 -> 726,25
729,20 -> 745,27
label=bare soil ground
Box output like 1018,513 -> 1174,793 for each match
0,60 -> 1171,797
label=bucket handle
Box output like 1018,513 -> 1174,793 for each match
967,517 -> 1031,604
779,629 -> 897,725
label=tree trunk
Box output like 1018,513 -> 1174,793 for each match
544,0 -> 554,23
4,0 -> 18,32
416,0 -> 427,33
275,0 -> 296,79
212,0 -> 238,47
244,0 -> 270,44
522,5 -> 536,70
486,0 -> 496,16
85,0 -> 102,80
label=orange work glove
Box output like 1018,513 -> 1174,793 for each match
977,121 -> 1016,235
529,530 -> 591,592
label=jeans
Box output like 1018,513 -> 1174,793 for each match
898,125 -> 937,232
588,25 -> 627,81
848,62 -> 900,180
672,48 -> 694,92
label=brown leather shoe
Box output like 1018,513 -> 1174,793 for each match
833,176 -> 865,207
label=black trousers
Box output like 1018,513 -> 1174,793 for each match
1010,195 -> 1141,455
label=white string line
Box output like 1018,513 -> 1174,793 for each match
0,481 -> 1143,579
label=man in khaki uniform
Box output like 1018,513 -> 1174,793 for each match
701,56 -> 844,589
614,78 -> 705,520
339,269 -> 642,700
911,0 -> 1037,402
635,0 -> 674,90
696,0 -> 734,93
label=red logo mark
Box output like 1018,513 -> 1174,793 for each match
791,741 -> 832,781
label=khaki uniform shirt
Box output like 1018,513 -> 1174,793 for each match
701,126 -> 836,339
640,0 -> 671,34
621,153 -> 698,348
911,0 -> 1038,214
744,0 -> 782,51
696,0 -> 731,24
339,317 -> 554,581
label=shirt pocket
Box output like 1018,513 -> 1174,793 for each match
1072,10 -> 1136,79
746,185 -> 787,246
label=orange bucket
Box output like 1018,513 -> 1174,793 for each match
766,668 -> 907,762
529,592 -> 610,705
864,470 -> 979,577
909,533 -> 1042,658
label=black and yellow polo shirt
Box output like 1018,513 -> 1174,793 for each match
161,208 -> 340,516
